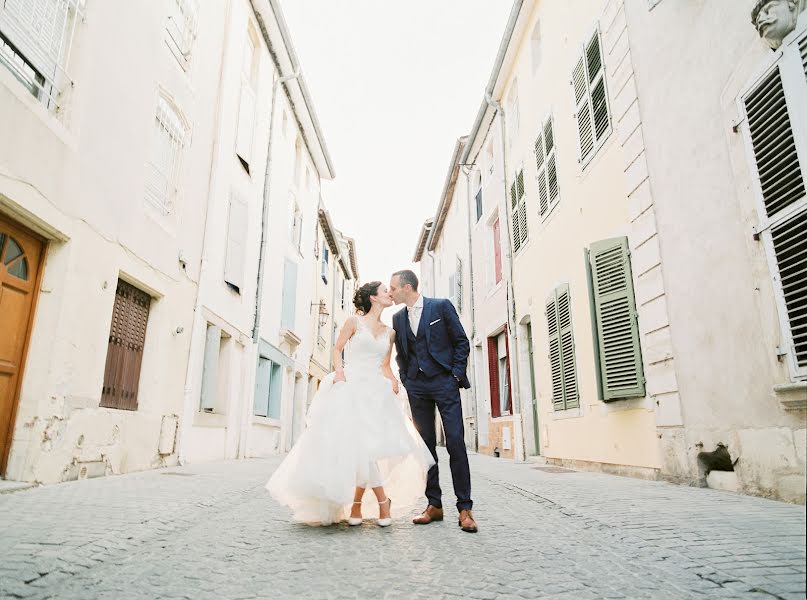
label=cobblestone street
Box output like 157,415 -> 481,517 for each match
0,451 -> 804,600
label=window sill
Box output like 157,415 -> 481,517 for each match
251,416 -> 281,427
491,415 -> 514,423
774,381 -> 807,411
551,407 -> 583,420
193,411 -> 227,428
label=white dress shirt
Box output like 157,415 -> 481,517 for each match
408,295 -> 423,336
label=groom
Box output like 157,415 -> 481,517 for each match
389,269 -> 477,533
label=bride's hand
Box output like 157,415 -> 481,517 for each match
391,379 -> 400,395
334,371 -> 346,383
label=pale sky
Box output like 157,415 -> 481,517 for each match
280,1 -> 512,286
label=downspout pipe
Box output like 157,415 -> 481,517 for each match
485,92 -> 525,462
461,164 -> 480,452
252,67 -> 301,341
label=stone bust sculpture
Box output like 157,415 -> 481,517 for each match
751,0 -> 800,50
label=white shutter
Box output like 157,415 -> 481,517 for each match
224,194 -> 248,292
742,25 -> 807,378
236,83 -> 256,169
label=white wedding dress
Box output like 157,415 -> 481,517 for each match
266,316 -> 435,525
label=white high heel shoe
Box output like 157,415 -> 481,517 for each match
377,498 -> 392,527
348,502 -> 363,526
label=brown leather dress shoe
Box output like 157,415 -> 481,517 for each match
412,505 -> 444,525
458,509 -> 478,533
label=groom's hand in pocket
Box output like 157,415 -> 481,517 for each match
391,379 -> 400,395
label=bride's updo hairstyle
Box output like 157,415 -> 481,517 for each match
353,281 -> 382,315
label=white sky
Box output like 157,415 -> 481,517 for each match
280,1 -> 512,286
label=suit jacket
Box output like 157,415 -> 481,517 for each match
393,297 -> 471,389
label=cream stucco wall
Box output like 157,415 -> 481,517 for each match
624,0 -> 806,501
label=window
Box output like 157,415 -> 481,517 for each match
321,243 -> 329,284
100,280 -> 151,411
475,189 -> 483,223
449,257 -> 463,313
200,325 -> 232,413
535,115 -> 559,219
280,258 -> 298,332
506,78 -> 520,146
740,25 -> 807,379
235,26 -> 258,172
485,139 -> 495,177
546,284 -> 579,411
572,29 -> 610,165
0,0 -> 80,114
510,169 -> 528,252
254,356 -> 282,419
531,19 -> 542,73
340,276 -> 347,310
166,0 -> 198,70
145,95 -> 187,215
294,137 -> 303,188
290,202 -> 303,252
586,237 -> 646,400
281,109 -> 289,139
224,193 -> 248,293
487,331 -> 511,418
492,218 -> 502,285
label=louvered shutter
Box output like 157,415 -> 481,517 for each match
536,116 -> 559,218
557,285 -> 579,409
200,325 -> 221,411
487,337 -> 501,417
224,194 -> 248,292
510,180 -> 521,252
101,280 -> 151,411
573,30 -> 610,163
547,284 -> 579,410
281,258 -> 298,331
503,330 -> 513,414
235,83 -> 256,170
448,273 -> 457,309
589,238 -> 645,400
546,291 -> 564,410
267,362 -> 283,419
742,28 -> 807,376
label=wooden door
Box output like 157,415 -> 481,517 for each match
0,215 -> 45,476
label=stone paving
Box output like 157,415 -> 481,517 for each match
0,451 -> 804,599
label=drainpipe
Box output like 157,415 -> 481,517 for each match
178,0 -> 233,465
485,92 -> 525,462
462,164 -> 480,452
252,67 -> 301,341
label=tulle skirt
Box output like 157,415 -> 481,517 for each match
266,367 -> 435,525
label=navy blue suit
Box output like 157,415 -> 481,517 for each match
393,297 -> 472,512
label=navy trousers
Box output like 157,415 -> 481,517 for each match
406,371 -> 473,512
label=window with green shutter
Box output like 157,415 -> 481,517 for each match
546,284 -> 579,411
535,115 -> 559,219
586,237 -> 646,401
572,28 -> 610,166
510,169 -> 528,252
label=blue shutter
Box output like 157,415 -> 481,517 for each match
267,362 -> 283,419
254,356 -> 271,417
281,258 -> 298,330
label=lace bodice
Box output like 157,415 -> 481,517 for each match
346,317 -> 391,372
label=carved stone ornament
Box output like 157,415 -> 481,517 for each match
751,0 -> 800,50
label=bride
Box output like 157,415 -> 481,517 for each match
266,281 -> 435,526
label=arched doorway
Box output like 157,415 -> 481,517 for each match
0,214 -> 45,477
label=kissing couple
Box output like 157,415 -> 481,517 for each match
266,269 -> 477,533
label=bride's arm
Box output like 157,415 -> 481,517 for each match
333,317 -> 357,383
382,331 -> 400,395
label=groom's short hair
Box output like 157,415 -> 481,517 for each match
393,269 -> 419,291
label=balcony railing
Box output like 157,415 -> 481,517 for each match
0,0 -> 83,120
